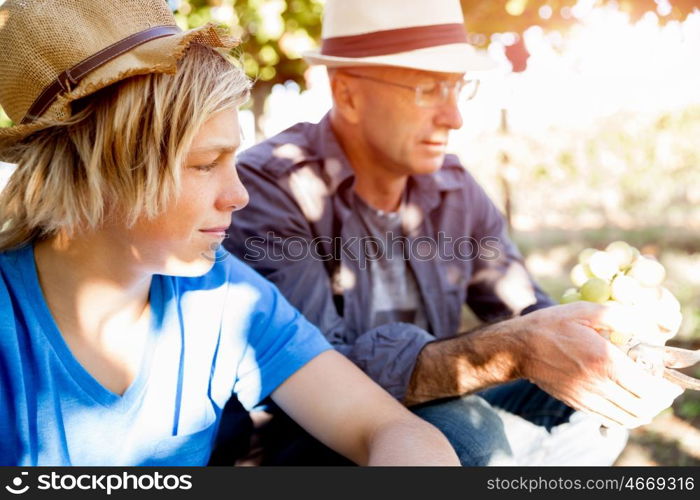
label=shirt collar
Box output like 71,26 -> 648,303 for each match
315,113 -> 356,196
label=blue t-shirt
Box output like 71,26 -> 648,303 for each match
0,244 -> 331,466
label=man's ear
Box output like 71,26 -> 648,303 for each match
330,71 -> 361,124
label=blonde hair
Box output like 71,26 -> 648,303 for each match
0,44 -> 251,251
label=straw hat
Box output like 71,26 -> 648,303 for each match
303,0 -> 497,74
0,0 -> 239,158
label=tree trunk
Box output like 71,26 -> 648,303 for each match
251,81 -> 273,142
499,108 -> 513,230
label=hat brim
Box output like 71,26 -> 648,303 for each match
303,43 -> 499,74
0,23 -> 239,162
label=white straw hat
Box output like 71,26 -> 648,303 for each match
303,0 -> 497,74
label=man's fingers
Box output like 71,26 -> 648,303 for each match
566,341 -> 680,427
599,380 -> 649,420
607,347 -> 659,397
611,350 -> 683,398
539,302 -> 684,430
577,393 -> 645,429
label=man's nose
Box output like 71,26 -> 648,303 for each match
434,92 -> 463,130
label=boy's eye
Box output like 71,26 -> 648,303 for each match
193,162 -> 217,172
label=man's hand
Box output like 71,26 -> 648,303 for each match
405,300 -> 682,426
517,302 -> 683,429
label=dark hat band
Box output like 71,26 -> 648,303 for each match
21,25 -> 181,125
320,23 -> 468,59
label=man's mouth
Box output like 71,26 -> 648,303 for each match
421,140 -> 447,149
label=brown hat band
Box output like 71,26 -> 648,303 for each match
21,25 -> 182,125
320,23 -> 468,59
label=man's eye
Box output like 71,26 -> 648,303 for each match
418,83 -> 439,95
193,162 -> 217,172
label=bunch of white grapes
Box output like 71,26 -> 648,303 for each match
561,241 -> 681,347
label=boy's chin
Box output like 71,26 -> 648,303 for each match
161,254 -> 217,277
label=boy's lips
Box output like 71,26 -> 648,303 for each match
199,226 -> 229,237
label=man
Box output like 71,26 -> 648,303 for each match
225,0 -> 681,465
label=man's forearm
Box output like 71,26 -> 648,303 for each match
404,320 -> 530,406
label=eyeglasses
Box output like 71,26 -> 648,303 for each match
340,72 -> 480,108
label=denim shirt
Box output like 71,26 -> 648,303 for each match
225,114 -> 554,400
